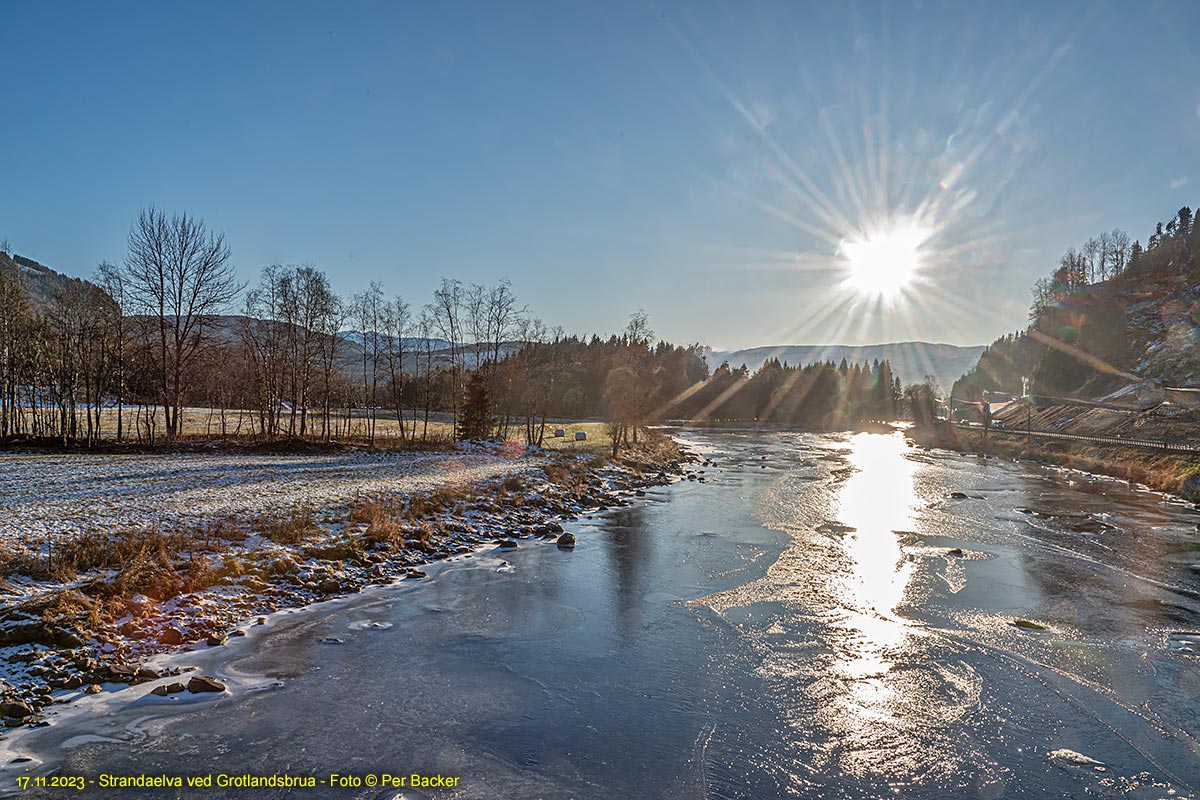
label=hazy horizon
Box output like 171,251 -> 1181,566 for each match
3,1 -> 1197,349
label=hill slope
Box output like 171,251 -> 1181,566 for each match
0,252 -> 98,314
953,208 -> 1200,403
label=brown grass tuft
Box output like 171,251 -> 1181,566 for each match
258,507 -> 319,544
38,589 -> 101,630
542,458 -> 591,498
353,499 -> 406,549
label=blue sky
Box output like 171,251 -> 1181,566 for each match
2,1 -> 1197,349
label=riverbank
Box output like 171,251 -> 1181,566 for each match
907,422 -> 1200,501
0,432 -> 691,729
8,428 -> 1200,798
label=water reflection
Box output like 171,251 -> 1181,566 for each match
835,433 -> 918,658
821,432 -> 920,756
596,505 -> 654,637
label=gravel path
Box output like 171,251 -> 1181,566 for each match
0,449 -> 532,541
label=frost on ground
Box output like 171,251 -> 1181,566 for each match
0,436 -> 688,727
0,449 -> 530,543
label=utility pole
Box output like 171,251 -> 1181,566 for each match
981,397 -> 991,454
1022,377 -> 1031,454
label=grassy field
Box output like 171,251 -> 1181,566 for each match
59,406 -> 615,452
536,421 -> 613,452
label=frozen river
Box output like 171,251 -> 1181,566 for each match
5,429 -> 1200,798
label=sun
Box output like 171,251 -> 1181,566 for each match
839,221 -> 931,300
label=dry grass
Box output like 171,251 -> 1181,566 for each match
38,589 -> 101,630
500,474 -> 526,492
403,521 -> 438,551
2,514 -> 271,609
306,535 -> 367,563
537,421 -> 613,453
11,407 -> 619,454
542,458 -> 593,499
70,405 -> 465,446
352,498 -> 406,548
351,494 -> 446,552
403,483 -> 471,519
257,507 -> 319,545
933,426 -> 1200,500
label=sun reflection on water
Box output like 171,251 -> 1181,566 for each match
693,431 -> 978,783
824,432 -> 919,739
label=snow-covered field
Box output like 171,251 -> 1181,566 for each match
0,449 -> 532,542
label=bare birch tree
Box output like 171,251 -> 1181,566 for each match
123,207 -> 241,438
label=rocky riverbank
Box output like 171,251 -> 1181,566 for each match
0,433 -> 692,731
907,422 -> 1200,501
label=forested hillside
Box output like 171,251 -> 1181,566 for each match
0,251 -> 98,314
953,206 -> 1200,402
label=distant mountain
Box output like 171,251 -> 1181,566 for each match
201,315 -> 523,375
707,342 -> 988,392
0,251 -> 100,313
341,331 -> 452,352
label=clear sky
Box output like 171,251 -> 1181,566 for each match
2,1 -> 1197,349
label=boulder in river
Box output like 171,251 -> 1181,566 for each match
0,701 -> 33,719
1012,618 -> 1049,631
105,664 -> 137,681
556,532 -> 576,548
151,681 -> 186,696
498,539 -> 519,549
186,675 -> 226,694
159,627 -> 184,646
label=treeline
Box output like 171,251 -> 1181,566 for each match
1030,205 -> 1196,318
955,203 -> 1200,402
0,261 -> 124,444
2,206 -> 916,450
670,357 -> 900,427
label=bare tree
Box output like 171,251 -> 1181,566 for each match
243,265 -> 288,437
354,282 -> 384,444
382,296 -> 411,442
430,278 -> 464,427
1080,237 -> 1099,284
316,289 -> 349,441
292,266 -> 331,436
417,307 -> 436,441
123,207 -> 242,439
95,261 -> 128,441
1105,228 -> 1130,278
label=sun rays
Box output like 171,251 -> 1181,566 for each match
647,4 -> 1080,362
